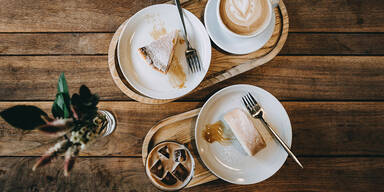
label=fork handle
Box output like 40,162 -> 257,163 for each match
259,117 -> 303,168
175,0 -> 190,48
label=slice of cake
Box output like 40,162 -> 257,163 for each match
138,30 -> 179,74
223,108 -> 266,156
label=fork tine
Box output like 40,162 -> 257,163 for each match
198,56 -> 202,71
187,55 -> 193,72
194,54 -> 201,72
242,96 -> 249,111
191,55 -> 197,72
247,93 -> 257,106
246,93 -> 259,113
187,56 -> 194,72
190,56 -> 195,72
247,94 -> 260,113
244,94 -> 254,108
192,56 -> 198,72
242,96 -> 252,113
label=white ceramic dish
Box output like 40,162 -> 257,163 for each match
204,0 -> 275,55
195,84 -> 292,184
118,4 -> 211,100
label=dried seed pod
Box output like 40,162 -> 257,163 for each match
64,145 -> 80,176
33,140 -> 71,171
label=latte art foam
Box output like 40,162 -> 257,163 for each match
220,0 -> 270,35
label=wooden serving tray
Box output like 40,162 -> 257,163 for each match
108,0 -> 289,104
141,108 -> 219,188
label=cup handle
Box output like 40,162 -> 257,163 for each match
270,0 -> 279,8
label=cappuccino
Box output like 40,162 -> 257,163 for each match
219,0 -> 270,36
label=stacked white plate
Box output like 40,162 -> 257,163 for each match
195,84 -> 292,185
117,4 -> 211,100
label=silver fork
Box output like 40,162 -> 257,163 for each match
175,0 -> 202,73
242,93 -> 303,168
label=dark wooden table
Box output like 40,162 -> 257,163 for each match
1,0 -> 383,191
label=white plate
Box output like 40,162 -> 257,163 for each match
118,4 -> 211,100
195,84 -> 292,184
204,0 -> 275,55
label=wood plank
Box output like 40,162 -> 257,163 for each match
281,33 -> 384,55
203,56 -> 384,101
2,33 -> 384,55
0,0 -> 383,32
1,102 -> 383,156
287,0 -> 384,32
0,0 -> 166,32
0,102 -> 201,156
0,56 -> 383,101
0,56 -> 125,101
0,157 -> 382,191
0,33 -> 113,55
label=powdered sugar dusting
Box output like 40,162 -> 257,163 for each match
139,30 -> 179,73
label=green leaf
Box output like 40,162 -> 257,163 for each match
0,105 -> 47,130
52,101 -> 63,118
52,73 -> 71,118
58,72 -> 69,94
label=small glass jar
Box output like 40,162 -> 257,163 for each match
97,110 -> 116,137
145,141 -> 195,191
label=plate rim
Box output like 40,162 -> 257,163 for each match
117,4 -> 211,100
194,84 -> 292,184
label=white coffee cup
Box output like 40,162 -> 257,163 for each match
217,0 -> 279,38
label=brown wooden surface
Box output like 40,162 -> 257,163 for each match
0,157 -> 383,191
1,102 -> 383,157
2,33 -> 384,56
0,0 -> 383,191
1,56 -> 383,101
1,0 -> 383,32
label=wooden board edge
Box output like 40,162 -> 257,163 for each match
141,108 -> 201,165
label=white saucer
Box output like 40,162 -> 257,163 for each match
204,0 -> 275,55
195,84 -> 292,184
118,4 -> 211,100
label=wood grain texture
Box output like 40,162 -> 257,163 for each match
287,0 -> 384,32
0,33 -> 113,55
2,33 -> 384,55
0,0 -> 383,190
281,33 -> 384,55
199,56 -> 384,101
0,56 -> 383,101
0,102 -> 201,156
1,102 -> 383,156
0,0 -> 383,32
0,0 -> 167,32
0,157 -> 383,191
0,56 -> 125,101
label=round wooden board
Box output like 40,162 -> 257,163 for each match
108,1 -> 289,104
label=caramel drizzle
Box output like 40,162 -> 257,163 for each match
167,44 -> 186,89
203,121 -> 231,144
